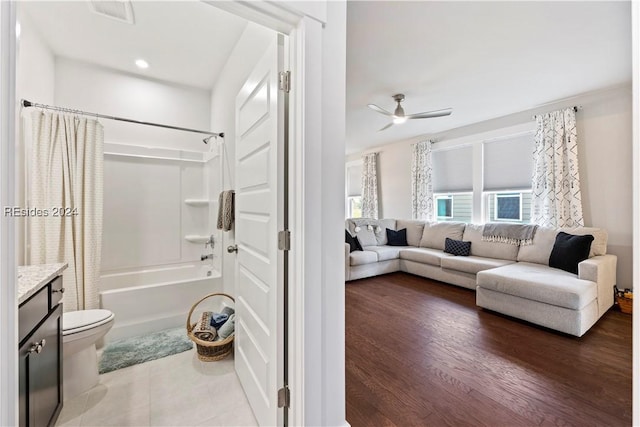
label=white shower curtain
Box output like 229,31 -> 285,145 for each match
531,107 -> 584,227
28,111 -> 104,311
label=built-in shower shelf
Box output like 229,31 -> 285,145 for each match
184,199 -> 210,207
185,235 -> 210,243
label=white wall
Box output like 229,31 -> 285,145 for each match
15,10 -> 55,266
348,85 -> 634,289
54,57 -> 211,151
209,22 -> 273,295
28,58 -> 216,273
16,11 -> 54,105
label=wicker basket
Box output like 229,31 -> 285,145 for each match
616,295 -> 633,314
187,293 -> 235,361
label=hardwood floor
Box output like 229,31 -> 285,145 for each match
345,272 -> 632,427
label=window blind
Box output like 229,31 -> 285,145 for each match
483,133 -> 534,191
346,163 -> 363,197
432,146 -> 473,193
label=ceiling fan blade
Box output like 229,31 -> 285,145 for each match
378,122 -> 394,131
407,108 -> 453,119
368,104 -> 394,116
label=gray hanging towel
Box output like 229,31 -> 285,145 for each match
217,190 -> 235,231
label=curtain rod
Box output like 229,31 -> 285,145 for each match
532,105 -> 581,120
21,99 -> 224,138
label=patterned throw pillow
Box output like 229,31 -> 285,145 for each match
386,228 -> 408,246
444,237 -> 471,256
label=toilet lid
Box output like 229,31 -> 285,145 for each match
63,309 -> 114,335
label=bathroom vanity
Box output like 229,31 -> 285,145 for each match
18,263 -> 67,427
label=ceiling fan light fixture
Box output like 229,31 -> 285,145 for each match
393,116 -> 407,124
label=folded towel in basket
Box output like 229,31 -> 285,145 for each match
217,314 -> 235,340
192,311 -> 217,341
221,306 -> 234,317
210,312 -> 229,329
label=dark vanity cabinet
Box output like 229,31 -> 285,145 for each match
19,276 -> 64,427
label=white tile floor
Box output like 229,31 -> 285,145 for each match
55,349 -> 257,427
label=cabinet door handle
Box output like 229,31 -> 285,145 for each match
53,287 -> 65,294
28,339 -> 46,354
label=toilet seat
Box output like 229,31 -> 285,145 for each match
63,309 -> 115,336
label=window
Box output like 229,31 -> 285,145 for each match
496,193 -> 521,221
345,161 -> 363,218
347,196 -> 362,218
433,192 -> 472,222
485,191 -> 532,223
432,146 -> 474,222
436,195 -> 452,218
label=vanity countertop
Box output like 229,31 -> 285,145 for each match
18,263 -> 68,305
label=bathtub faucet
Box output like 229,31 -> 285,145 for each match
201,253 -> 213,261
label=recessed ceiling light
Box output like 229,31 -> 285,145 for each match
135,59 -> 149,69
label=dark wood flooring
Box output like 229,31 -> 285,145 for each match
345,272 -> 632,427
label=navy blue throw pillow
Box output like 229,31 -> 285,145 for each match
549,232 -> 594,274
444,238 -> 471,256
386,228 -> 408,246
345,229 -> 363,252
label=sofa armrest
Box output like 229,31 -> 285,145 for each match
579,254 -> 617,315
345,243 -> 351,282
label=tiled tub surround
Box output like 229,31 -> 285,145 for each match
18,263 -> 68,304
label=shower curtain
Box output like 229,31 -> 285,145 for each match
28,111 -> 104,311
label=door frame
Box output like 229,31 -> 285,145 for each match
1,1 -> 349,426
0,2 -> 18,426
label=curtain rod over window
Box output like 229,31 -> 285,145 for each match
532,105 -> 581,120
21,99 -> 224,138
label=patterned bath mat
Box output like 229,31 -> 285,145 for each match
98,327 -> 193,374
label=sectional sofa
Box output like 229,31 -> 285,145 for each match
345,218 -> 617,337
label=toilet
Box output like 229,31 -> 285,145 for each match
62,309 -> 115,399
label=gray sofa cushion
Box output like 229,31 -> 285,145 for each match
419,222 -> 466,250
347,218 -> 397,246
562,227 -> 607,257
462,224 -> 520,261
374,219 -> 397,245
441,256 -> 514,275
363,245 -> 406,262
396,219 -> 426,247
399,247 -> 451,267
517,226 -> 608,265
477,262 -> 597,310
349,250 -> 378,266
516,226 -> 557,265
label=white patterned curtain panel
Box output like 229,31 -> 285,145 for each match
361,152 -> 379,219
28,111 -> 104,311
411,140 -> 434,221
531,107 -> 584,228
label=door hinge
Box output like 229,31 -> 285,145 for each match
278,230 -> 291,251
277,386 -> 290,408
279,71 -> 291,93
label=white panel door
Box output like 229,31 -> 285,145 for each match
234,35 -> 284,427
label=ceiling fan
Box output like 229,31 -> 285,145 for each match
368,94 -> 452,131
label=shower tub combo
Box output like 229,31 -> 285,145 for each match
100,262 -> 221,342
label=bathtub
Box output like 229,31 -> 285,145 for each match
100,263 -> 222,342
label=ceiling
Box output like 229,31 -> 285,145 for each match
19,1 -> 248,90
346,1 -> 632,154
18,1 -> 633,153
